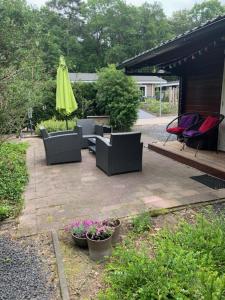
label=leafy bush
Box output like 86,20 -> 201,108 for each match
0,142 -> 28,220
99,213 -> 225,299
35,118 -> 76,136
96,65 -> 140,131
32,81 -> 98,126
132,212 -> 152,233
140,98 -> 177,115
72,82 -> 99,118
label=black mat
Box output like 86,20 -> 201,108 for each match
191,174 -> 225,190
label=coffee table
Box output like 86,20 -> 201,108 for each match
87,137 -> 96,154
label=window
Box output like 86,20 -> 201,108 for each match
139,85 -> 147,101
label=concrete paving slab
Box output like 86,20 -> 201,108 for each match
17,137 -> 225,235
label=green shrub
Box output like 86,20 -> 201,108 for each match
99,213 -> 225,299
140,98 -> 177,115
0,142 -> 28,219
72,82 -> 99,118
35,118 -> 76,136
132,212 -> 152,233
96,65 -> 140,131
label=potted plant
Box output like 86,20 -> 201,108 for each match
86,224 -> 113,261
102,218 -> 121,245
65,220 -> 98,249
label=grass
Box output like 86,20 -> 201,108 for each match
99,211 -> 225,299
0,142 -> 28,220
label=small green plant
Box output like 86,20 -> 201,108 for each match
132,212 -> 152,233
0,205 -> 11,221
99,213 -> 225,299
35,118 -> 76,136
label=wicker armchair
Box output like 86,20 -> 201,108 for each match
96,132 -> 143,176
40,127 -> 82,165
75,119 -> 105,148
164,112 -> 200,145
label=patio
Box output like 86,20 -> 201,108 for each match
18,136 -> 225,236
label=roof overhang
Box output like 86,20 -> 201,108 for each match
118,15 -> 225,73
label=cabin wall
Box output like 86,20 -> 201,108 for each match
181,47 -> 224,116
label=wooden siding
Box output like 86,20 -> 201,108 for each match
181,47 -> 224,116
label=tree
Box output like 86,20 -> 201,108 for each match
0,0 -> 49,143
96,65 -> 139,131
190,0 -> 225,26
170,0 -> 225,36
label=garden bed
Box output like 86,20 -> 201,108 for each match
0,142 -> 28,221
59,203 -> 225,299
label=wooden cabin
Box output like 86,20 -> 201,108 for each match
119,15 -> 225,179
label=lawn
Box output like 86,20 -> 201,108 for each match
0,142 -> 28,220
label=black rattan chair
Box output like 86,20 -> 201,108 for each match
40,127 -> 82,165
75,119 -> 105,148
96,132 -> 143,176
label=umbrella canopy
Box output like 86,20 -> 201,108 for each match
56,56 -> 77,116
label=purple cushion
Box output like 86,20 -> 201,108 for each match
183,130 -> 201,137
179,115 -> 197,129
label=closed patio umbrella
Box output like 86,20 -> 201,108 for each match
56,55 -> 77,129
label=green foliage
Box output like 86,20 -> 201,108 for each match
140,98 -> 178,115
0,142 -> 28,220
99,213 -> 225,299
35,118 -> 76,136
132,212 -> 152,234
0,205 -> 11,221
72,82 -> 99,118
169,0 -> 225,36
96,65 -> 139,131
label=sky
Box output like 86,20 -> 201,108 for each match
27,0 -> 225,16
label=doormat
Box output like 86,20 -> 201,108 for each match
191,174 -> 225,190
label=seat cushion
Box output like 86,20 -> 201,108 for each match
167,127 -> 184,134
199,116 -> 219,133
183,130 -> 201,137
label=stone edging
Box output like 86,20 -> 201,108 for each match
51,230 -> 70,300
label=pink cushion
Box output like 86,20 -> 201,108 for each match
167,127 -> 184,134
199,116 -> 219,133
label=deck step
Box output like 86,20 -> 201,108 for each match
149,143 -> 225,180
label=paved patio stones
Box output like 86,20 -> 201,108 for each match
18,137 -> 225,236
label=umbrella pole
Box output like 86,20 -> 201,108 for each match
66,117 -> 68,130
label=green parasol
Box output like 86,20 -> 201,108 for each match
56,56 -> 77,128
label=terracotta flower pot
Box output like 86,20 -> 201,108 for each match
72,233 -> 88,249
111,219 -> 121,245
86,234 -> 113,261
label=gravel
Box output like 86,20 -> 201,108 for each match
134,124 -> 176,142
0,235 -> 55,300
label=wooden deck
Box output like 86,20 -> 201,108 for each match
148,141 -> 225,180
